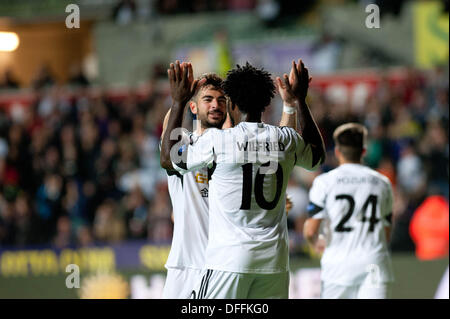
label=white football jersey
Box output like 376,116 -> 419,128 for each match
165,132 -> 209,270
173,122 -> 320,274
308,163 -> 394,286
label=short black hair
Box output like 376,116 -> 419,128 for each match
333,123 -> 368,162
192,73 -> 223,101
222,62 -> 275,114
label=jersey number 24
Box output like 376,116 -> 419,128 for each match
335,194 -> 380,232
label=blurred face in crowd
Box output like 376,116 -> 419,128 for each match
60,124 -> 75,145
45,174 -> 63,200
57,216 -> 71,235
101,138 -> 117,159
190,85 -> 227,130
15,194 -> 30,218
8,124 -> 23,145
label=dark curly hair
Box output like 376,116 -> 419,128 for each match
222,62 -> 275,114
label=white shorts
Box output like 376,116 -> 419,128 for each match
162,267 -> 203,299
321,276 -> 391,299
190,269 -> 289,299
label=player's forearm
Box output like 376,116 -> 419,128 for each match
304,231 -> 319,247
279,102 -> 298,130
303,218 -> 321,247
160,109 -> 175,170
297,99 -> 326,166
161,109 -> 171,140
160,101 -> 188,170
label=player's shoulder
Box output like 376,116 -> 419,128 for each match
354,165 -> 393,192
192,127 -> 220,143
277,125 -> 297,134
200,127 -> 221,135
363,165 -> 392,186
270,125 -> 301,142
315,165 -> 360,185
311,169 -> 333,187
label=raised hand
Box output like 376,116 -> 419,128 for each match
275,59 -> 312,105
167,61 -> 205,104
295,59 -> 311,102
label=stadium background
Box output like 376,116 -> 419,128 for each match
0,0 -> 448,299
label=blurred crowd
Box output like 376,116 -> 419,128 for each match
0,65 -> 448,257
0,67 -> 173,248
111,0 -> 318,26
110,0 -> 259,25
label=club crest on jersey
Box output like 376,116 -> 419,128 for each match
200,188 -> 208,198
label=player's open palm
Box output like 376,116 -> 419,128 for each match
293,59 -> 311,101
276,62 -> 297,105
276,59 -> 311,104
167,61 -> 204,104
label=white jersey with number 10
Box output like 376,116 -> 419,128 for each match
173,122 -> 320,274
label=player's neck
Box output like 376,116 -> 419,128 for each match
244,112 -> 262,123
193,119 -> 204,135
339,159 -> 363,165
197,126 -> 205,135
231,112 -> 249,125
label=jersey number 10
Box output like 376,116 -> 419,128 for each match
240,162 -> 284,210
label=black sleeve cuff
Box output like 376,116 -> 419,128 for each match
307,201 -> 324,218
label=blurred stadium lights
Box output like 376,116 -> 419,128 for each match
0,31 -> 19,52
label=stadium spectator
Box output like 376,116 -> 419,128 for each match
122,186 -> 149,239
146,181 -> 172,242
93,198 -> 127,243
32,64 -> 56,90
112,0 -> 138,25
12,192 -> 39,246
285,178 -> 310,254
0,69 -> 20,89
68,64 -> 90,87
396,140 -> 426,198
53,215 -> 75,248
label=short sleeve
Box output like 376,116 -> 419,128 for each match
172,128 -> 216,175
282,127 -> 320,171
381,180 -> 394,227
160,129 -> 190,175
160,128 -> 190,152
307,175 -> 328,219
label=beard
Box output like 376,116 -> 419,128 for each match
199,110 -> 226,129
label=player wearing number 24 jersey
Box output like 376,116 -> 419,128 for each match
304,123 -> 395,299
162,59 -> 326,298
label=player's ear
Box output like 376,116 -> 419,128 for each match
189,101 -> 198,115
334,146 -> 340,158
